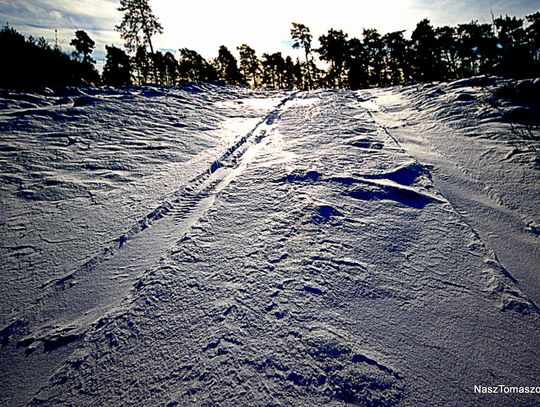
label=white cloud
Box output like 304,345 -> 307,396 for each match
0,0 -> 121,64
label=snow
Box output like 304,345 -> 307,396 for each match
0,81 -> 539,406
371,79 -> 540,305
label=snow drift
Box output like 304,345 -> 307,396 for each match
0,79 -> 539,406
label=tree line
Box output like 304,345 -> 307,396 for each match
1,0 -> 539,90
0,25 -> 99,89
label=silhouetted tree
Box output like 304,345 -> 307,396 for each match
291,22 -> 313,88
456,21 -> 497,77
260,53 -> 274,89
68,30 -> 99,84
474,23 -> 498,75
435,26 -> 459,79
102,45 -> 132,86
311,63 -> 326,88
133,45 -> 150,84
178,48 -> 217,83
526,12 -> 540,67
0,25 -> 36,89
261,52 -> 287,89
495,15 -> 531,77
283,56 -> 296,89
214,45 -> 242,84
318,29 -> 349,87
153,51 -> 164,83
70,30 -> 95,63
345,37 -> 369,89
116,0 -> 163,83
291,58 -> 304,89
363,28 -> 386,85
456,22 -> 479,76
411,19 -> 441,81
162,51 -> 179,85
383,30 -> 410,84
237,44 -> 260,88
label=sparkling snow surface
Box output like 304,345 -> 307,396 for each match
0,81 -> 539,406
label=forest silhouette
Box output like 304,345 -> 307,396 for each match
1,3 -> 539,90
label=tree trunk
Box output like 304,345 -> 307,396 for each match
146,33 -> 159,84
304,49 -> 311,90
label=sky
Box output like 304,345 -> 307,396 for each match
1,0 -> 538,70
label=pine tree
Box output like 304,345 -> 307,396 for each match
345,37 -> 369,89
411,19 -> 441,81
116,0 -> 163,83
363,28 -> 385,86
103,45 -> 132,86
70,30 -> 95,63
237,44 -> 260,88
214,45 -> 242,85
435,26 -> 458,79
495,15 -> 531,77
382,31 -> 410,85
261,52 -> 286,89
317,29 -> 349,88
178,48 -> 217,83
526,12 -> 540,73
290,22 -> 313,89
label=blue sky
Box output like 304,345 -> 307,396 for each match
1,0 -> 538,69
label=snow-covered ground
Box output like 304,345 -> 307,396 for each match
0,80 -> 538,406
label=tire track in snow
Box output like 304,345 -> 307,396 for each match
0,92 -> 297,354
26,90 -> 406,406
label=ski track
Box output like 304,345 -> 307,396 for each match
0,84 -> 539,406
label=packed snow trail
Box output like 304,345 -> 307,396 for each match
0,84 -> 539,406
2,92 -> 294,343
0,85 -> 288,404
